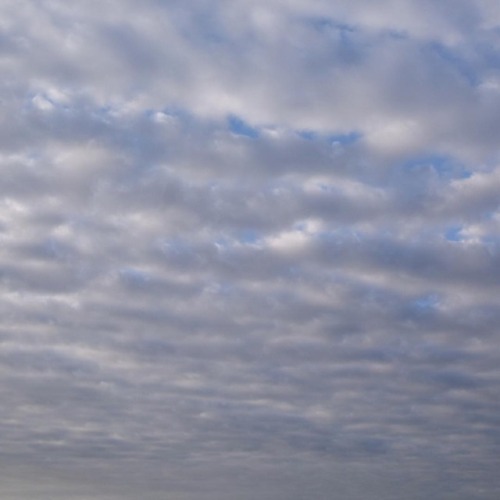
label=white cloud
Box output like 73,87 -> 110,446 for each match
0,1 -> 499,499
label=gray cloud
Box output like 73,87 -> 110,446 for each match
0,1 -> 499,499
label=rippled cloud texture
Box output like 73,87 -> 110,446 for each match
1,1 -> 500,499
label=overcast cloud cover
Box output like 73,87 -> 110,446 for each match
1,1 -> 500,499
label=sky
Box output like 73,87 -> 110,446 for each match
1,1 -> 500,499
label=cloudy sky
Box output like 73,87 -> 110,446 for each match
1,1 -> 500,499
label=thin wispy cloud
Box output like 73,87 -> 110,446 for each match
1,1 -> 499,499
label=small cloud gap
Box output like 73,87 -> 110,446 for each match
444,226 -> 463,242
227,115 -> 259,138
297,129 -> 361,145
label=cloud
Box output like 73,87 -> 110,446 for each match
0,1 -> 499,499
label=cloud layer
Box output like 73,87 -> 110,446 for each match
1,1 -> 500,499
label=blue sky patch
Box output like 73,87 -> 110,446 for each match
445,226 -> 463,242
227,115 -> 259,138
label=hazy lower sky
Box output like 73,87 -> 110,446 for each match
1,1 -> 500,499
